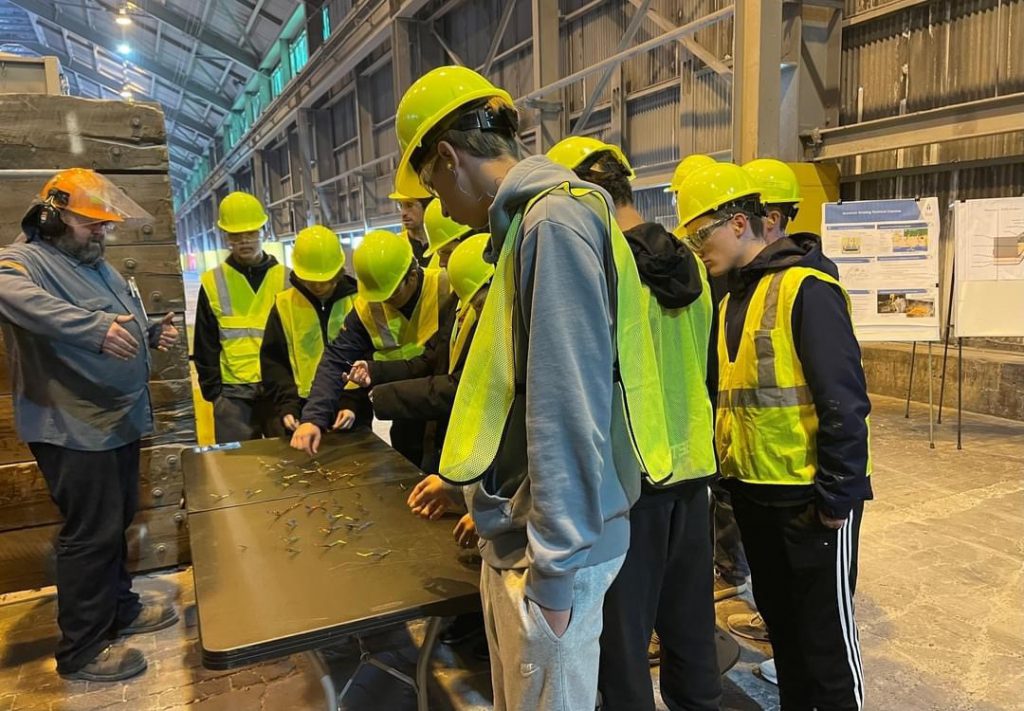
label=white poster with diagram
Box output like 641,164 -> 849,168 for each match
953,196 -> 1024,337
821,198 -> 941,342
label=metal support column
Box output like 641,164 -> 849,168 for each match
296,109 -> 321,225
732,0 -> 783,164
531,0 -> 563,153
607,66 -> 626,150
392,17 -> 418,100
355,75 -> 377,227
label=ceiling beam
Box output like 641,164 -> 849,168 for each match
169,134 -> 204,157
129,0 -> 261,71
7,0 -> 233,110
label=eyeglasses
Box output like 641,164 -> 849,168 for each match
62,211 -> 117,233
226,232 -> 261,245
683,215 -> 732,253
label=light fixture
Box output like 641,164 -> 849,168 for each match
120,88 -> 133,100
117,42 -> 131,55
115,7 -> 132,26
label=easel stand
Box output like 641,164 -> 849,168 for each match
903,340 -> 936,448
935,256 -> 965,450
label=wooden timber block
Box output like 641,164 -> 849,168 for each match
0,313 -> 191,395
0,95 -> 167,171
0,444 -> 186,533
0,173 -> 175,246
0,378 -> 195,465
0,504 -> 191,595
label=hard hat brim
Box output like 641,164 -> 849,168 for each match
217,214 -> 268,233
395,86 -> 515,199
293,263 -> 343,283
357,278 -> 401,303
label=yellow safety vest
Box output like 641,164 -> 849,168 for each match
448,294 -> 484,374
201,262 -> 289,384
274,288 -> 354,398
353,267 -> 449,362
647,258 -> 717,486
716,266 -> 871,485
439,182 -> 671,485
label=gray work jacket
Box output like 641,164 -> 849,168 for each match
0,239 -> 159,450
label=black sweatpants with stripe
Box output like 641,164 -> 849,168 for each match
732,496 -> 865,711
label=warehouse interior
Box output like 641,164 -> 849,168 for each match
0,0 -> 1022,710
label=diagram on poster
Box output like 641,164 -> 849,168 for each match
953,197 -> 1024,338
821,198 -> 941,342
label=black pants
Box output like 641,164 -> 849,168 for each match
29,440 -> 144,674
213,384 -> 282,443
598,481 -> 721,711
732,496 -> 865,711
711,479 -> 750,584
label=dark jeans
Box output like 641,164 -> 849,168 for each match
213,384 -> 283,443
711,478 -> 750,584
29,440 -> 144,674
599,481 -> 721,711
732,496 -> 865,711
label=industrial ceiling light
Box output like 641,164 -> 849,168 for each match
117,42 -> 131,55
115,6 -> 132,26
120,85 -> 133,99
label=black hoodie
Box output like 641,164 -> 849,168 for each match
721,232 -> 872,519
194,253 -> 281,401
259,271 -> 358,423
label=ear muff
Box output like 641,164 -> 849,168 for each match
25,188 -> 70,240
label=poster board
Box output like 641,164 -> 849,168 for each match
821,198 -> 942,342
953,197 -> 1024,338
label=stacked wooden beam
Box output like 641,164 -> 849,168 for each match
0,94 -> 195,594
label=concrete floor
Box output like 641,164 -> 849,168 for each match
1,393 -> 1022,710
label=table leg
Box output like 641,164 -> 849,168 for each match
305,650 -> 339,711
416,617 -> 444,711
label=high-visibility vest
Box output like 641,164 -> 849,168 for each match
201,262 -> 289,384
448,293 -> 485,374
353,267 -> 449,362
716,266 -> 871,485
439,182 -> 671,485
275,288 -> 354,398
648,258 -> 717,486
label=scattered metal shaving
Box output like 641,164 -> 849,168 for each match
356,548 -> 391,560
320,539 -> 347,549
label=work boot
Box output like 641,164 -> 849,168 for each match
727,612 -> 770,641
714,568 -> 749,601
60,646 -> 148,682
648,632 -> 661,666
119,603 -> 179,636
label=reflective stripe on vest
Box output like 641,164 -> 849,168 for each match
715,266 -> 870,485
439,182 -> 671,485
275,288 -> 354,398
448,302 -> 480,375
200,262 -> 289,384
353,267 -> 449,362
648,257 -> 717,486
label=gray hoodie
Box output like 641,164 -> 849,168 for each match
465,155 -> 642,611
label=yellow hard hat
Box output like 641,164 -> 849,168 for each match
664,154 -> 716,193
394,66 -> 515,199
389,190 -> 414,201
353,229 -> 414,302
546,136 -> 635,179
217,192 -> 268,233
423,199 -> 473,257
675,162 -> 762,229
446,233 -> 494,303
292,225 -> 344,282
742,158 -> 802,205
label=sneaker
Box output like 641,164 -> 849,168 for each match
754,657 -> 777,685
60,646 -> 148,682
714,569 -> 749,601
727,612 -> 769,642
440,612 -> 484,645
119,604 -> 179,636
648,632 -> 661,666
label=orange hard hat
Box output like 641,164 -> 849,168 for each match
38,168 -> 151,223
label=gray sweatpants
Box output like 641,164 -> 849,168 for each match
481,555 -> 625,711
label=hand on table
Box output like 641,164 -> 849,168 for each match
331,409 -> 355,431
290,422 -> 321,455
407,474 -> 455,520
453,513 -> 478,548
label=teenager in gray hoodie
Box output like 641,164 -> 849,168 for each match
392,66 -> 666,710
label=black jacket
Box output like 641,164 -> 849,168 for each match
624,222 -> 714,504
259,273 -> 358,423
194,253 -> 281,401
721,233 -> 872,519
